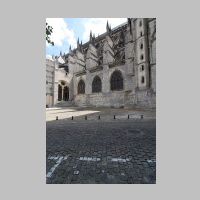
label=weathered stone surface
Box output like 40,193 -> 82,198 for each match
46,18 -> 156,109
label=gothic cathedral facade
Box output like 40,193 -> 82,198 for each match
46,18 -> 156,109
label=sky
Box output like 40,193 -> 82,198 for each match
46,18 -> 127,58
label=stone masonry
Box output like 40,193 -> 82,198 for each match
46,18 -> 156,109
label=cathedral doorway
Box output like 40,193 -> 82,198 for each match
63,86 -> 69,101
58,84 -> 62,101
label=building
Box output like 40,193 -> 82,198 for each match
46,58 -> 55,107
46,18 -> 156,109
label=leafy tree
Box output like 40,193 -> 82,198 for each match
46,22 -> 54,45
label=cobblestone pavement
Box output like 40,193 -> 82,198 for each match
46,115 -> 156,184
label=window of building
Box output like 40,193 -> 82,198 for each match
141,65 -> 144,71
110,70 -> 123,91
122,54 -> 125,61
139,20 -> 142,27
140,43 -> 143,49
92,76 -> 102,93
140,54 -> 144,60
140,32 -> 143,37
61,81 -> 65,86
141,76 -> 145,84
78,80 -> 85,94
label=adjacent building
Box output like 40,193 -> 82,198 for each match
46,58 -> 55,107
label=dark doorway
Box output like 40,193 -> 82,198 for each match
92,76 -> 102,93
63,86 -> 69,101
78,80 -> 85,94
110,70 -> 123,91
58,84 -> 62,101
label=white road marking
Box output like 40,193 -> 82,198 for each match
79,157 -> 101,161
63,155 -> 68,160
111,158 -> 131,162
47,155 -> 133,179
74,170 -> 79,175
48,155 -> 59,160
147,159 -> 156,163
46,155 -> 68,178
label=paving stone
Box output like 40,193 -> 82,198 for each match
46,119 -> 156,184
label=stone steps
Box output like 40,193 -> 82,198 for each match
75,103 -> 88,107
56,101 -> 75,107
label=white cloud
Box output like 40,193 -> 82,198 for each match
82,18 -> 127,43
46,18 -> 76,48
46,54 -> 53,60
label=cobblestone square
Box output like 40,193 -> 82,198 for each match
46,107 -> 156,184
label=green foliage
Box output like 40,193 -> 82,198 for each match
46,22 -> 54,46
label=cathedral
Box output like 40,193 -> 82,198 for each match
46,18 -> 156,109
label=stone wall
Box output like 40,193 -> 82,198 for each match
74,94 -> 87,106
46,59 -> 55,107
135,88 -> 156,109
73,62 -> 138,108
48,18 -> 156,109
148,18 -> 156,93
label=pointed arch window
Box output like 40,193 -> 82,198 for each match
78,80 -> 85,94
110,70 -> 123,91
92,76 -> 102,93
141,76 -> 145,84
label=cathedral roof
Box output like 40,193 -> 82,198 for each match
65,21 -> 128,58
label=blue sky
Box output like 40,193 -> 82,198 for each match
46,18 -> 127,58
